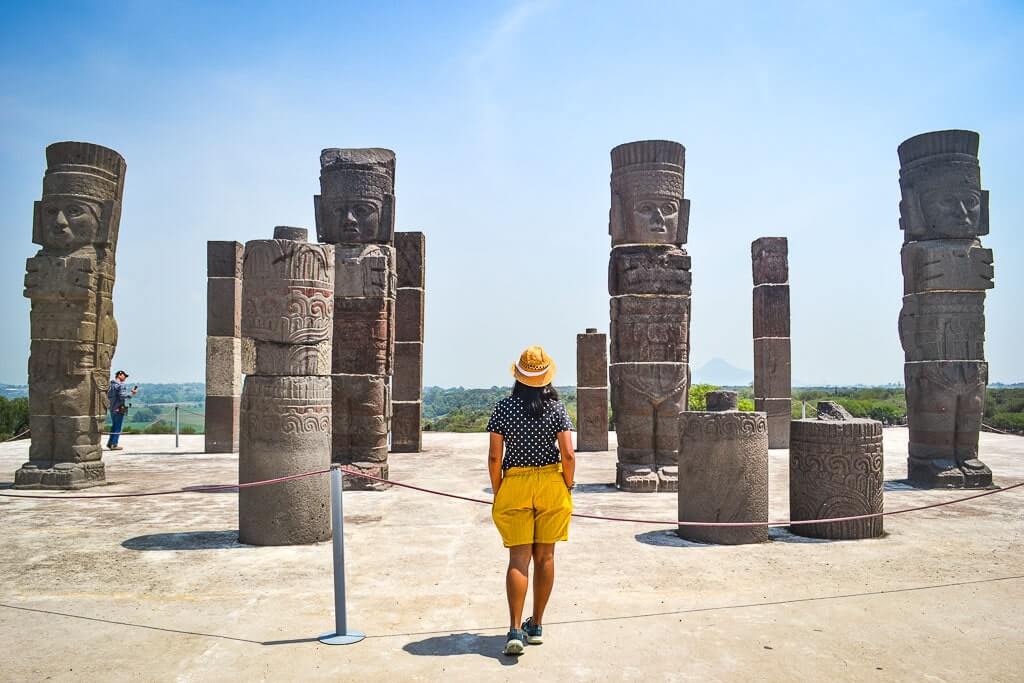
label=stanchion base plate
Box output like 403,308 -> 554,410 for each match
319,631 -> 365,645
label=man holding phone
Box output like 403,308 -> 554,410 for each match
107,370 -> 138,451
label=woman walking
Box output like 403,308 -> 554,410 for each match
487,346 -> 575,656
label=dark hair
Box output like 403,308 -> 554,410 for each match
512,380 -> 559,419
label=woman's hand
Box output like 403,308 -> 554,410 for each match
488,432 -> 504,499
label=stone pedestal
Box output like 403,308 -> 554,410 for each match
751,237 -> 791,449
205,241 -> 244,453
238,228 -> 333,545
576,328 -> 608,451
897,130 -> 993,488
392,231 -> 425,453
16,142 -> 127,489
789,405 -> 884,540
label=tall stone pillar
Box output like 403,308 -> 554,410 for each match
16,142 -> 126,489
678,391 -> 769,545
314,148 -> 397,489
898,130 -> 993,488
751,237 -> 791,449
789,402 -> 884,539
205,241 -> 244,453
392,231 -> 425,453
238,227 -> 333,546
608,140 -> 692,492
576,328 -> 608,451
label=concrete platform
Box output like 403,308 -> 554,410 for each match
1,429 -> 1022,681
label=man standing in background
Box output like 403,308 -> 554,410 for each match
107,370 -> 137,450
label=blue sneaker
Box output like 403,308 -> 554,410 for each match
503,629 -> 526,655
522,617 -> 543,644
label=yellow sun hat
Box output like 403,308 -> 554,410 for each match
511,345 -> 557,387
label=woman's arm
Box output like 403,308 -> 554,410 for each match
488,432 -> 504,495
557,431 -> 576,489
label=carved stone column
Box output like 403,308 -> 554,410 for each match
677,391 -> 769,544
205,241 -> 244,453
789,402 -> 884,540
238,227 -> 333,546
898,130 -> 993,488
576,328 -> 608,452
751,237 -> 791,448
16,142 -> 126,489
608,140 -> 692,492
315,148 -> 397,489
392,231 -> 425,453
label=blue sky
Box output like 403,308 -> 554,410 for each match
1,0 -> 1021,386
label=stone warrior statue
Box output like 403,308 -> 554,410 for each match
16,142 -> 126,489
898,130 -> 994,487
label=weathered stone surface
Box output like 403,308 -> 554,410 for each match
18,141 -> 126,489
576,387 -> 609,452
332,296 -> 394,375
610,296 -> 690,364
390,401 -> 422,453
751,237 -> 788,286
752,284 -> 790,339
332,374 -> 390,465
393,341 -> 423,402
904,360 -> 991,487
204,395 -> 241,454
395,231 -> 425,289
816,401 -> 854,421
789,418 -> 885,540
208,241 -> 244,279
342,461 -> 390,491
754,397 -> 791,449
706,390 -> 738,412
678,411 -> 769,544
206,336 -> 243,396
609,140 -> 689,246
273,225 -> 308,241
899,292 -> 986,362
901,239 -> 994,294
608,245 -> 691,296
576,330 -> 608,388
898,130 -> 988,243
395,287 -> 424,343
248,340 -> 332,377
315,148 -> 396,245
334,244 -> 397,298
207,278 -> 242,337
238,376 -> 331,546
753,337 -> 791,399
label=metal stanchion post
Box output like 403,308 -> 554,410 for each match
319,464 -> 364,645
801,401 -> 806,419
174,406 -> 180,448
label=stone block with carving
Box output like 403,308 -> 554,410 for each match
207,241 -> 244,279
391,401 -> 423,453
577,329 -> 607,388
206,336 -> 244,396
899,292 -> 986,362
395,287 -> 424,343
608,245 -> 692,296
576,387 -> 609,452
751,237 -> 788,286
610,296 -> 690,364
901,239 -> 994,294
752,284 -> 790,339
395,231 -> 425,289
332,296 -> 394,375
334,243 -> 397,299
332,373 -> 391,465
753,338 -> 791,399
754,397 -> 791,449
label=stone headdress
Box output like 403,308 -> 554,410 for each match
609,140 -> 690,245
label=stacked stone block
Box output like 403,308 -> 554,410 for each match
392,231 -> 425,453
608,140 -> 692,493
238,227 -> 333,546
576,328 -> 609,452
16,142 -> 126,489
751,237 -> 792,449
205,241 -> 244,453
315,148 -> 397,489
898,130 -> 993,488
677,391 -> 769,545
789,402 -> 884,539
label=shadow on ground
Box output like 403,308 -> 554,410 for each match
122,530 -> 244,551
403,632 -> 517,666
634,527 -> 844,547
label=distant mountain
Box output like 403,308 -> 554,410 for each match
693,358 -> 752,386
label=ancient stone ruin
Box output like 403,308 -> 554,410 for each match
16,142 -> 126,489
576,328 -> 609,452
677,391 -> 769,544
205,241 -> 244,453
898,130 -> 994,488
392,231 -> 425,453
751,236 -> 791,448
608,140 -> 692,492
315,148 -> 397,489
789,402 -> 884,539
238,227 -> 333,545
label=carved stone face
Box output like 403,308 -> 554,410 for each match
318,196 -> 383,243
920,186 -> 982,237
40,196 -> 101,250
632,195 -> 679,236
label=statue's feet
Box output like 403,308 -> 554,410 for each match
14,461 -> 106,490
907,457 -> 964,488
616,463 -> 659,493
656,465 -> 678,493
959,458 -> 993,488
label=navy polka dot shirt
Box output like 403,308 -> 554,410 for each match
487,396 -> 574,470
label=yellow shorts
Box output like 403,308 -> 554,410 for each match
491,463 -> 573,547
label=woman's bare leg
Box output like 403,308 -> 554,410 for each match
506,545 -> 533,630
531,543 -> 556,625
